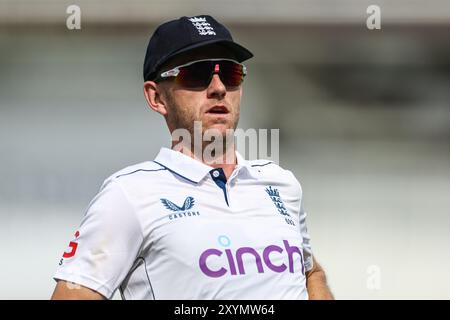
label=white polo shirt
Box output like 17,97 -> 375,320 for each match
54,147 -> 313,300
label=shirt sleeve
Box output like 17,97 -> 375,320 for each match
53,178 -> 143,299
299,195 -> 314,272
285,169 -> 314,273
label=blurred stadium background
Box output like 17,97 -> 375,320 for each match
0,0 -> 449,299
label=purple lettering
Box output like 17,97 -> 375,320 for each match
225,249 -> 237,275
198,239 -> 305,277
263,245 -> 287,273
199,249 -> 227,278
283,240 -> 304,274
236,247 -> 264,275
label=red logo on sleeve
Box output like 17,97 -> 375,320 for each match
62,231 -> 80,258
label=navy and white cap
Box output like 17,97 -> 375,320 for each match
143,15 -> 254,81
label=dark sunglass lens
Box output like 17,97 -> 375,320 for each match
176,61 -> 213,88
175,60 -> 244,88
219,61 -> 244,87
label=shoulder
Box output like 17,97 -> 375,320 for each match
100,161 -> 167,188
88,161 -> 170,209
248,159 -> 303,195
111,161 -> 166,179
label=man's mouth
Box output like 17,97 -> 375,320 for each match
206,105 -> 229,114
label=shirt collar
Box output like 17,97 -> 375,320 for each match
235,150 -> 259,180
153,147 -> 259,184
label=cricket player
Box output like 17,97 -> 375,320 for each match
51,15 -> 334,300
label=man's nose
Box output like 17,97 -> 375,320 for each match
206,74 -> 226,99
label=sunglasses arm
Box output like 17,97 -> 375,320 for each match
160,68 -> 180,79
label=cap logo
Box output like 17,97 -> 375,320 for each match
188,17 -> 216,36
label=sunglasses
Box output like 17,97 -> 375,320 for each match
155,58 -> 247,88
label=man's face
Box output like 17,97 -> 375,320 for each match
156,46 -> 243,138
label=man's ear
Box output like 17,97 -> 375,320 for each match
143,81 -> 168,116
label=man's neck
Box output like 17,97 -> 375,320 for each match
171,142 -> 237,180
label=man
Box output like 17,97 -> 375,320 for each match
51,15 -> 333,300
